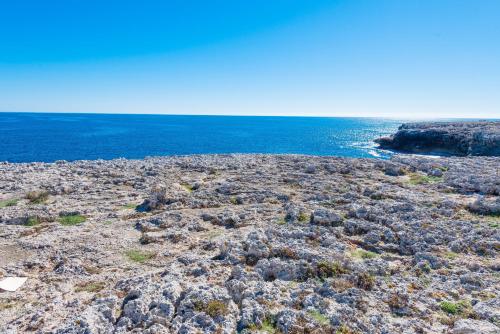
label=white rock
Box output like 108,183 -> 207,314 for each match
0,277 -> 27,292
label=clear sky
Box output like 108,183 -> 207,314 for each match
1,0 -> 499,118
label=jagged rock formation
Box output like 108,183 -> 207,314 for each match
0,154 -> 499,333
375,121 -> 500,156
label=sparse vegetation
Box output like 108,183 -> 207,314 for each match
122,203 -> 138,209
0,301 -> 15,311
193,299 -> 228,318
470,210 -> 500,219
75,281 -> 105,293
181,183 -> 194,193
26,190 -> 49,204
275,217 -> 286,225
440,301 -> 459,314
207,229 -> 223,240
275,246 -> 299,260
356,272 -> 376,290
439,300 -> 475,318
336,324 -> 358,334
260,319 -> 277,334
408,173 -> 442,185
125,249 -> 155,263
82,264 -> 101,275
58,214 -> 86,226
298,212 -> 309,222
205,300 -> 229,318
247,316 -> 277,333
308,310 -> 330,325
421,262 -> 432,273
316,261 -> 349,279
351,249 -> 377,260
25,216 -> 40,227
444,251 -> 458,260
387,292 -> 409,315
0,198 -> 18,208
330,278 -> 354,292
0,144 -> 497,332
370,193 -> 385,200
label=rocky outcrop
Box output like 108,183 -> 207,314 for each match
375,121 -> 500,156
0,154 -> 499,333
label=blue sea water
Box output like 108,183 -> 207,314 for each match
0,113 -> 407,162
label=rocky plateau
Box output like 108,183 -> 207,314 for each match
0,153 -> 499,334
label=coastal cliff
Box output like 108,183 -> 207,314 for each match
0,154 -> 499,333
375,121 -> 500,156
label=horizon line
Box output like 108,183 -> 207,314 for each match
0,110 -> 498,120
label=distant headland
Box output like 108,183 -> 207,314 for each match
375,121 -> 500,156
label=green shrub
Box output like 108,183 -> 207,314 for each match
351,249 -> 377,260
308,310 -> 330,325
440,300 -> 475,317
298,212 -> 309,222
408,173 -> 441,185
25,216 -> 40,227
444,251 -> 458,260
0,198 -> 18,208
440,301 -> 459,314
125,249 -> 155,263
122,203 -> 138,209
205,300 -> 229,318
193,299 -> 229,318
422,263 -> 432,273
59,214 -> 86,226
247,316 -> 277,333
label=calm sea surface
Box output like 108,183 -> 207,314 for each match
0,113 -> 409,162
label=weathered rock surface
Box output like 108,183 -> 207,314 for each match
375,121 -> 500,156
0,154 -> 499,333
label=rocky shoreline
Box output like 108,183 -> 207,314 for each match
0,154 -> 499,333
375,121 -> 500,156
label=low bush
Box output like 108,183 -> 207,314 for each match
0,198 -> 18,208
351,249 -> 377,260
408,173 -> 441,185
193,299 -> 229,318
125,249 -> 155,263
316,261 -> 349,279
308,310 -> 330,325
59,214 -> 86,226
26,191 -> 49,204
440,301 -> 459,314
356,272 -> 375,290
25,216 -> 40,227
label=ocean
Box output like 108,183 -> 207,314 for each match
0,113 -> 407,162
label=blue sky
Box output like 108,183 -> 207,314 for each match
0,0 -> 499,118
